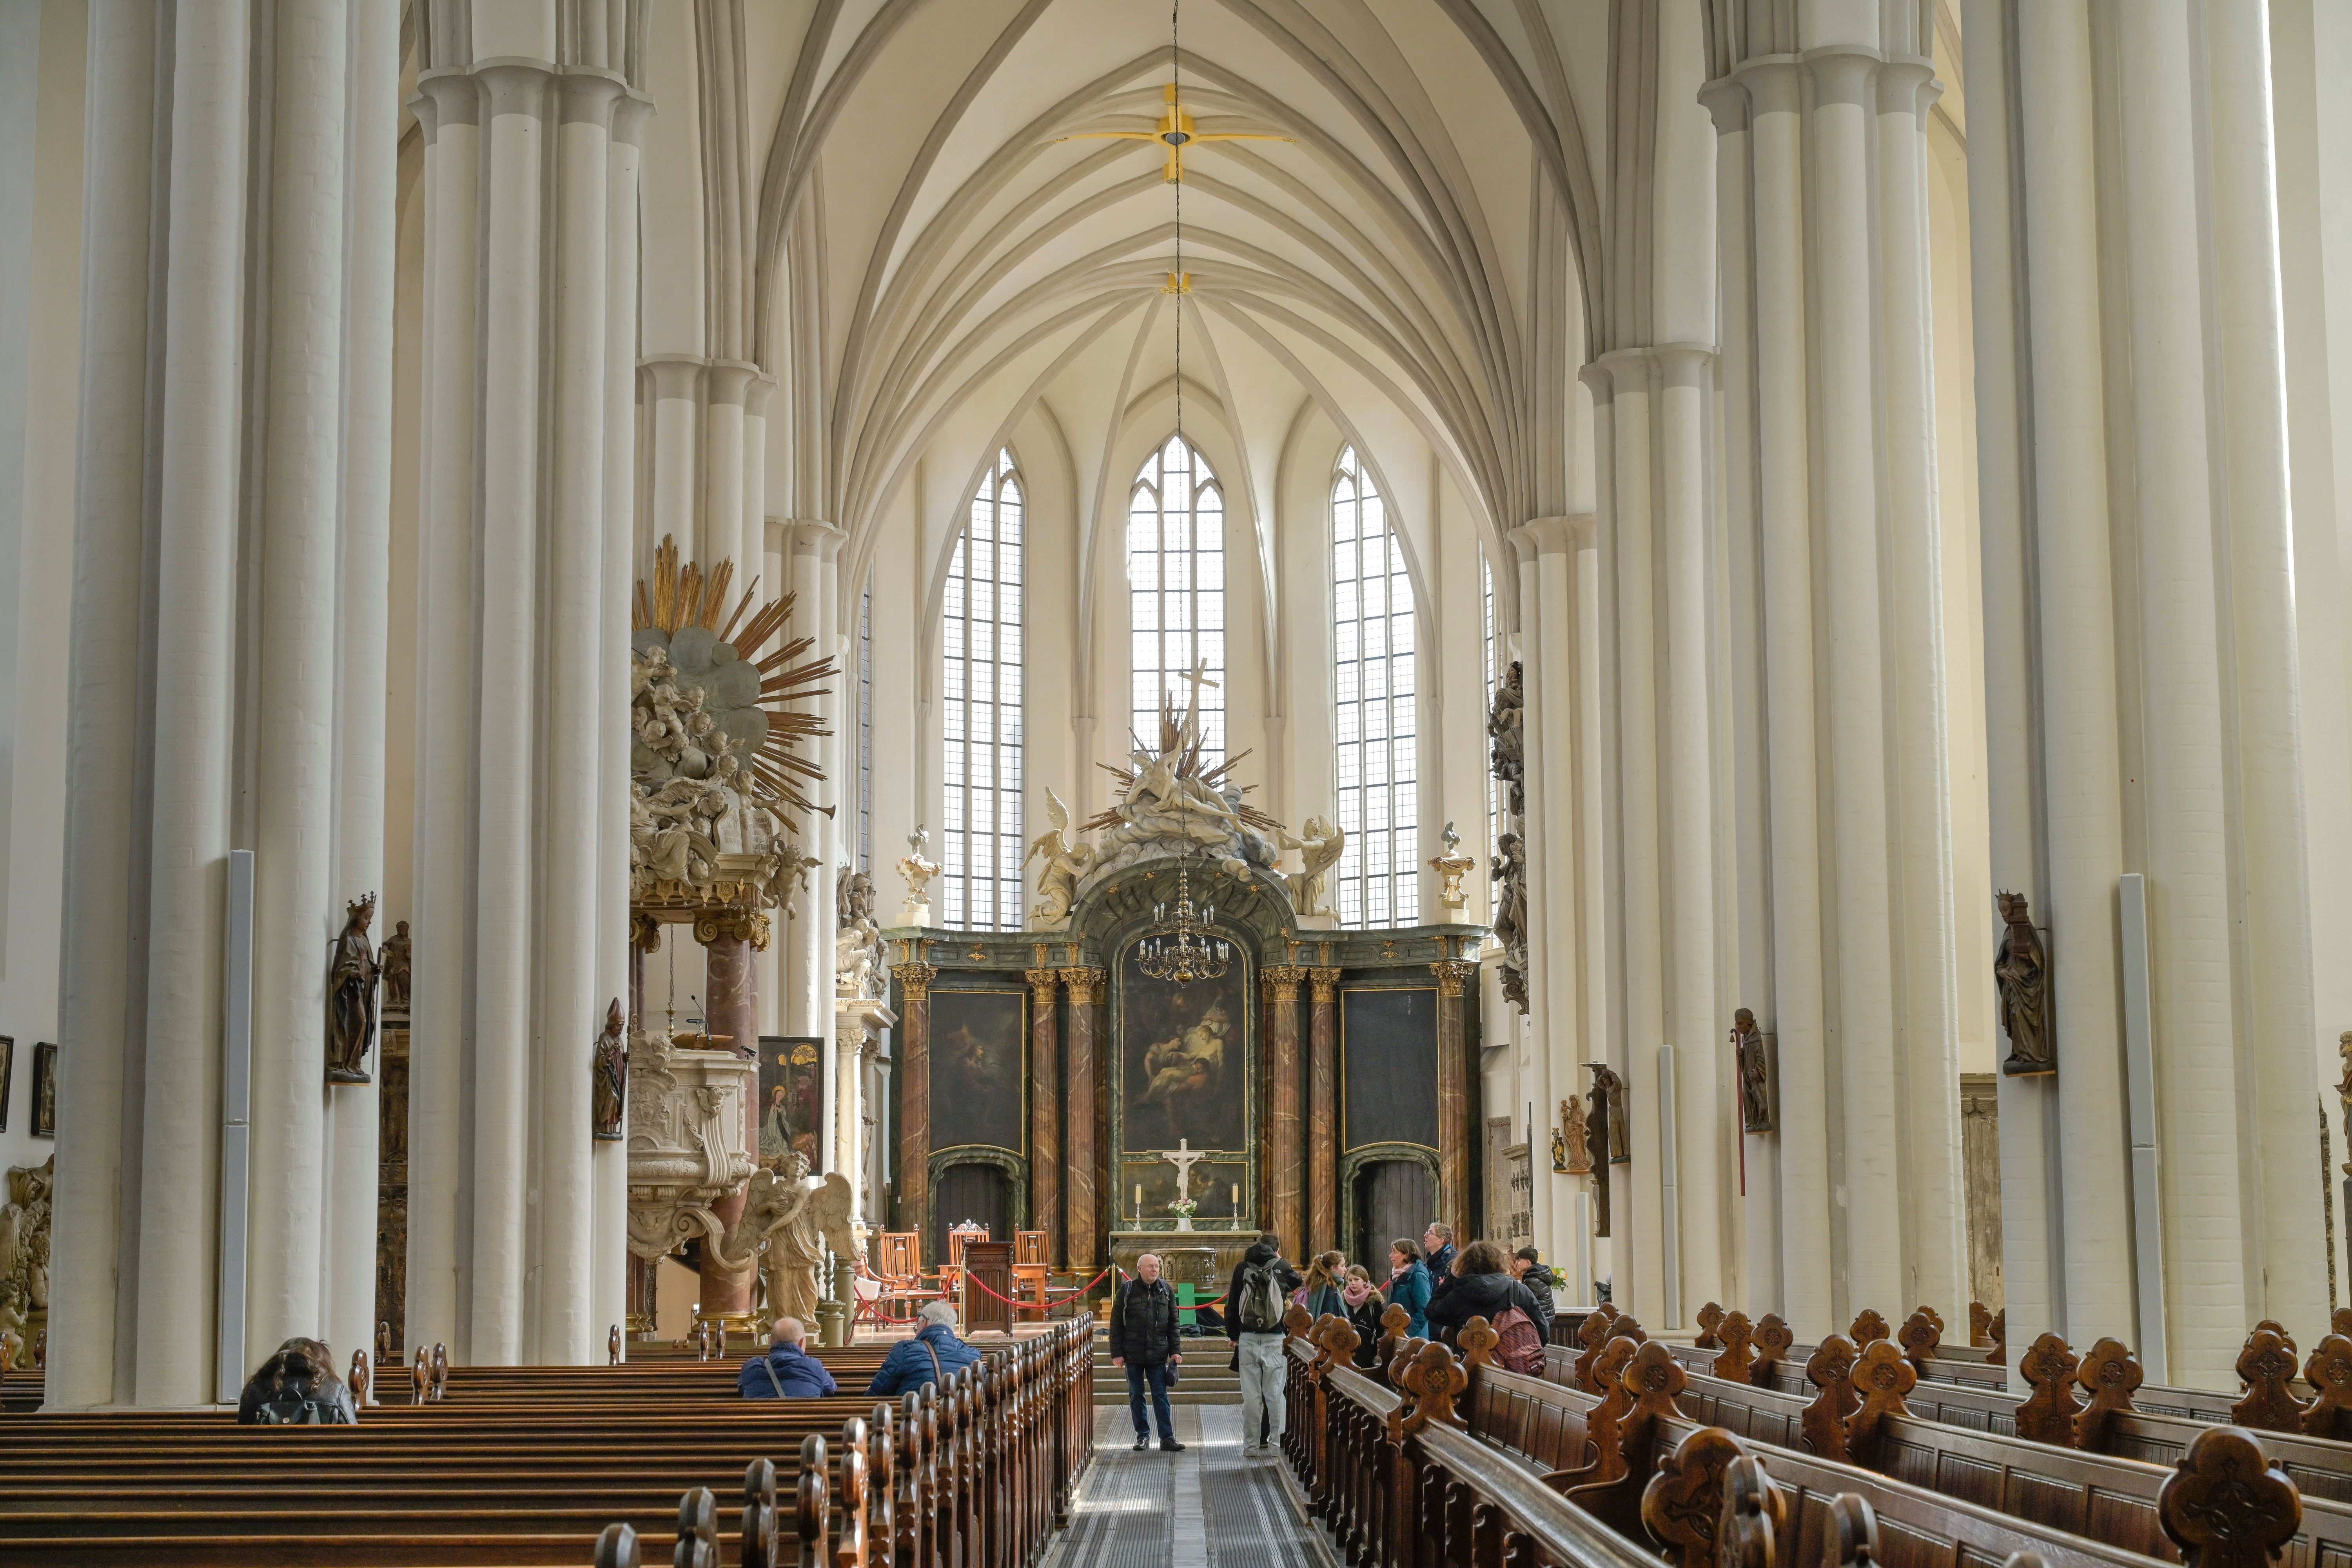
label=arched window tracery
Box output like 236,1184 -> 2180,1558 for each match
942,448 -> 1025,930
1127,434 -> 1227,761
1331,446 -> 1418,927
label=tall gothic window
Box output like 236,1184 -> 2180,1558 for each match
1128,435 -> 1225,760
1332,446 -> 1418,926
942,449 -> 1025,930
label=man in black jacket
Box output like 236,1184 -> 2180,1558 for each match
1510,1246 -> 1560,1345
1225,1233 -> 1302,1459
1110,1253 -> 1185,1452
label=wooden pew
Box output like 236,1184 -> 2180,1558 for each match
0,1315 -> 1093,1567
1299,1309 -> 2322,1568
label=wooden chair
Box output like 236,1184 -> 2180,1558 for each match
859,1230 -> 944,1325
1013,1229 -> 1051,1315
940,1221 -> 990,1296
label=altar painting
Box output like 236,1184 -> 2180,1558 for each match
1117,942 -> 1250,1154
928,988 -> 1027,1153
756,1036 -> 825,1171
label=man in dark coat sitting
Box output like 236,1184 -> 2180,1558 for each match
738,1317 -> 838,1399
1110,1253 -> 1185,1452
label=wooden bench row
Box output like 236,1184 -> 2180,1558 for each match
0,1317 -> 1094,1566
1287,1303 -> 2337,1568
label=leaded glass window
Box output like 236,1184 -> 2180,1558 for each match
942,450 -> 1025,930
1127,435 -> 1226,761
1332,446 -> 1418,927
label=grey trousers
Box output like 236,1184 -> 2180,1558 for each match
1238,1334 -> 1287,1448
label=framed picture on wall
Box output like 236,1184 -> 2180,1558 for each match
0,1034 -> 12,1132
31,1042 -> 56,1139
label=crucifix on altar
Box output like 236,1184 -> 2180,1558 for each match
1146,1138 -> 1211,1231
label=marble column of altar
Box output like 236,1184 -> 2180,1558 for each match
893,960 -> 938,1246
1062,968 -> 1105,1271
1025,967 -> 1063,1262
1434,961 -> 1478,1242
698,912 -> 765,1327
1307,969 -> 1341,1259
1263,967 -> 1308,1252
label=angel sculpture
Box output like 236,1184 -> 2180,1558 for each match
1024,787 -> 1096,925
718,1154 -> 857,1326
1277,815 -> 1347,917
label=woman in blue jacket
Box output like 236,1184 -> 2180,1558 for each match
1384,1238 -> 1433,1338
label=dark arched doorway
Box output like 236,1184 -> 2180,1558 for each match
935,1160 -> 1012,1242
1350,1156 -> 1436,1271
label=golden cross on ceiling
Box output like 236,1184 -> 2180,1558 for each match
1063,82 -> 1292,184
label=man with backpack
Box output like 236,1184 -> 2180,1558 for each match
1225,1232 -> 1302,1459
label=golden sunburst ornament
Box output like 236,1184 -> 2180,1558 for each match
631,534 -> 835,823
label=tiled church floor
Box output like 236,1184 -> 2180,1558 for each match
1043,1403 -> 1340,1568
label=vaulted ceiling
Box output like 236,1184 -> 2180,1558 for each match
726,0 -> 1611,595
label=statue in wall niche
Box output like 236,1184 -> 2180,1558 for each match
1488,661 -> 1525,818
836,868 -> 884,998
1561,1094 -> 1592,1175
1024,788 -> 1096,926
1733,1008 -> 1776,1134
0,1156 -> 52,1347
1491,832 -> 1530,1011
1993,891 -> 2055,1077
326,894 -> 381,1084
379,920 -> 411,1013
1276,816 -> 1347,918
592,999 -> 628,1142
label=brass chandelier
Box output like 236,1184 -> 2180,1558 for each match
1137,861 -> 1232,985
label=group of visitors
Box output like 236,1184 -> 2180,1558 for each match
1109,1221 -> 1563,1460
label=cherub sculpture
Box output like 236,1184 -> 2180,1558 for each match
1024,788 -> 1096,925
1277,815 -> 1347,917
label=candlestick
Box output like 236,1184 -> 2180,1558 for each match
1135,1183 -> 1143,1210
1229,1183 -> 1240,1207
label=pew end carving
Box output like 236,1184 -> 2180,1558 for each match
2155,1426 -> 2301,1568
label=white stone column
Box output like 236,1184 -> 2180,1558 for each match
595,91 -> 652,1355
406,62 -> 482,1362
535,68 -> 622,1367
51,0 -> 163,1410
1965,0 -> 2328,1381
325,0 -> 400,1368
1702,15 -> 1963,1336
133,0 -> 251,1406
407,21 -> 650,1365
1510,516 -> 1590,1282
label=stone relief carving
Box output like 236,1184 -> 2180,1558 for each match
326,893 -> 381,1084
1490,831 -> 1529,1011
1994,891 -> 2054,1076
0,1155 -> 51,1356
624,1025 -> 757,1263
835,868 -> 885,999
1074,671 -> 1287,889
1024,787 -> 1096,927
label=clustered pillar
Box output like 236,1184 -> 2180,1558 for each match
1699,4 -> 1966,1341
406,8 -> 649,1367
1964,0 -> 2327,1386
50,0 -> 398,1410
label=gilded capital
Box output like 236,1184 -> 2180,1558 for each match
891,961 -> 939,1001
1060,967 -> 1106,1005
1262,964 -> 1310,1000
1430,960 -> 1478,998
1024,967 -> 1062,1000
1309,967 -> 1343,1003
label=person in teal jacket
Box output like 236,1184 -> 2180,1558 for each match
1383,1238 -> 1433,1338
